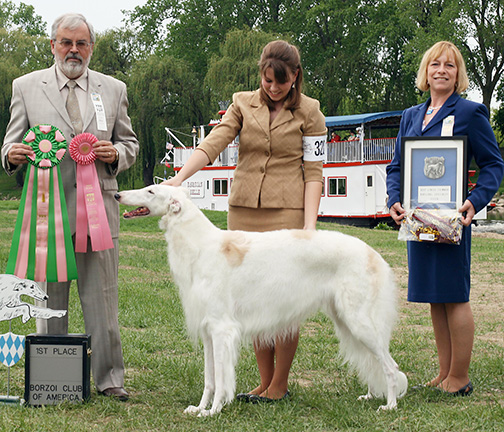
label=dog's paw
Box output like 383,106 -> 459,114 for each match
357,393 -> 374,401
183,405 -> 201,415
198,407 -> 223,417
377,402 -> 397,411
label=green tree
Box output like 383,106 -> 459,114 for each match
126,0 -> 291,78
127,0 -> 420,115
123,0 -> 504,135
281,0 -> 418,114
493,83 -> 504,147
0,0 -> 46,36
90,28 -> 138,80
205,28 -> 278,108
0,1 -> 51,145
0,1 -> 49,187
401,0 -> 504,111
454,0 -> 504,111
128,54 -> 211,185
492,107 -> 504,146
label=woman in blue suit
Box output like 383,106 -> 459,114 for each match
386,41 -> 504,396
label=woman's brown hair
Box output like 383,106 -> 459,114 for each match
259,40 -> 303,111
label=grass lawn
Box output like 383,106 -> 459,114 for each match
0,198 -> 503,431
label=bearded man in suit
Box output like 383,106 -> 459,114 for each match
1,13 -> 139,401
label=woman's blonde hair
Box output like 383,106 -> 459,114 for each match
416,41 -> 469,93
259,40 -> 303,111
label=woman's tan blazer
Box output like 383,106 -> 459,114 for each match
198,90 -> 327,209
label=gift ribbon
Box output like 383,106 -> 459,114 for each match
6,125 -> 77,282
70,133 -> 114,253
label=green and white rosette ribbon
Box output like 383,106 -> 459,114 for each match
6,125 -> 77,282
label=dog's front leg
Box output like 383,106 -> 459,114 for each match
184,331 -> 215,415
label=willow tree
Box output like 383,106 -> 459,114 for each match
204,28 -> 278,110
0,0 -> 51,188
128,54 -> 211,185
90,28 -> 139,80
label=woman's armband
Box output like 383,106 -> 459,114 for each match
302,135 -> 326,161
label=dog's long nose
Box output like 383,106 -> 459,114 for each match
114,193 -> 121,201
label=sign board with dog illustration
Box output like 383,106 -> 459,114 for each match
0,274 -> 70,405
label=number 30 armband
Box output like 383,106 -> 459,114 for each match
303,135 -> 326,162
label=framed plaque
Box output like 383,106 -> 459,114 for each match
400,136 -> 467,211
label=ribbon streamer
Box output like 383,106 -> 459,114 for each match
69,133 -> 114,253
6,125 -> 77,282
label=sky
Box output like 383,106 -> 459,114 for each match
12,0 -> 147,33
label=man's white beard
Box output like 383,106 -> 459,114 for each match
55,53 -> 90,79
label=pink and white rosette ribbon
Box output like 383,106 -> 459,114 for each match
69,133 -> 114,253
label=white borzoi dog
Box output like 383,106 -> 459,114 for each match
115,185 -> 407,416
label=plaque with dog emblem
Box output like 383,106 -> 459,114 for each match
400,136 -> 467,211
398,136 -> 467,244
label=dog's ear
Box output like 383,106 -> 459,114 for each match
169,198 -> 182,214
167,186 -> 190,214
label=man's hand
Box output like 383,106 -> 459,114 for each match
7,143 -> 34,166
93,140 -> 118,163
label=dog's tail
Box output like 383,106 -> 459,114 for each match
328,259 -> 407,401
332,315 -> 408,400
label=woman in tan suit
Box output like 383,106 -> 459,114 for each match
164,40 -> 327,402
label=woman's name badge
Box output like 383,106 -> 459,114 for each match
303,135 -> 326,162
441,115 -> 455,137
91,93 -> 107,131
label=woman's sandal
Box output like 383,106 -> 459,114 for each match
436,380 -> 473,396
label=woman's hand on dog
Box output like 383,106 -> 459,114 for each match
161,149 -> 212,187
161,177 -> 182,187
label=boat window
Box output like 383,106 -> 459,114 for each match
213,179 -> 228,196
328,177 -> 347,197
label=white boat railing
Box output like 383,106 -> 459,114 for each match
326,137 -> 396,163
362,137 -> 396,162
173,143 -> 239,168
173,148 -> 193,166
172,137 -> 396,167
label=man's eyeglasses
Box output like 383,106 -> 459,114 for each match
55,39 -> 93,50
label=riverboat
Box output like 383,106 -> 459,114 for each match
158,110 -> 403,227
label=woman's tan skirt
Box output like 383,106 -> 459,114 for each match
228,205 -> 304,232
